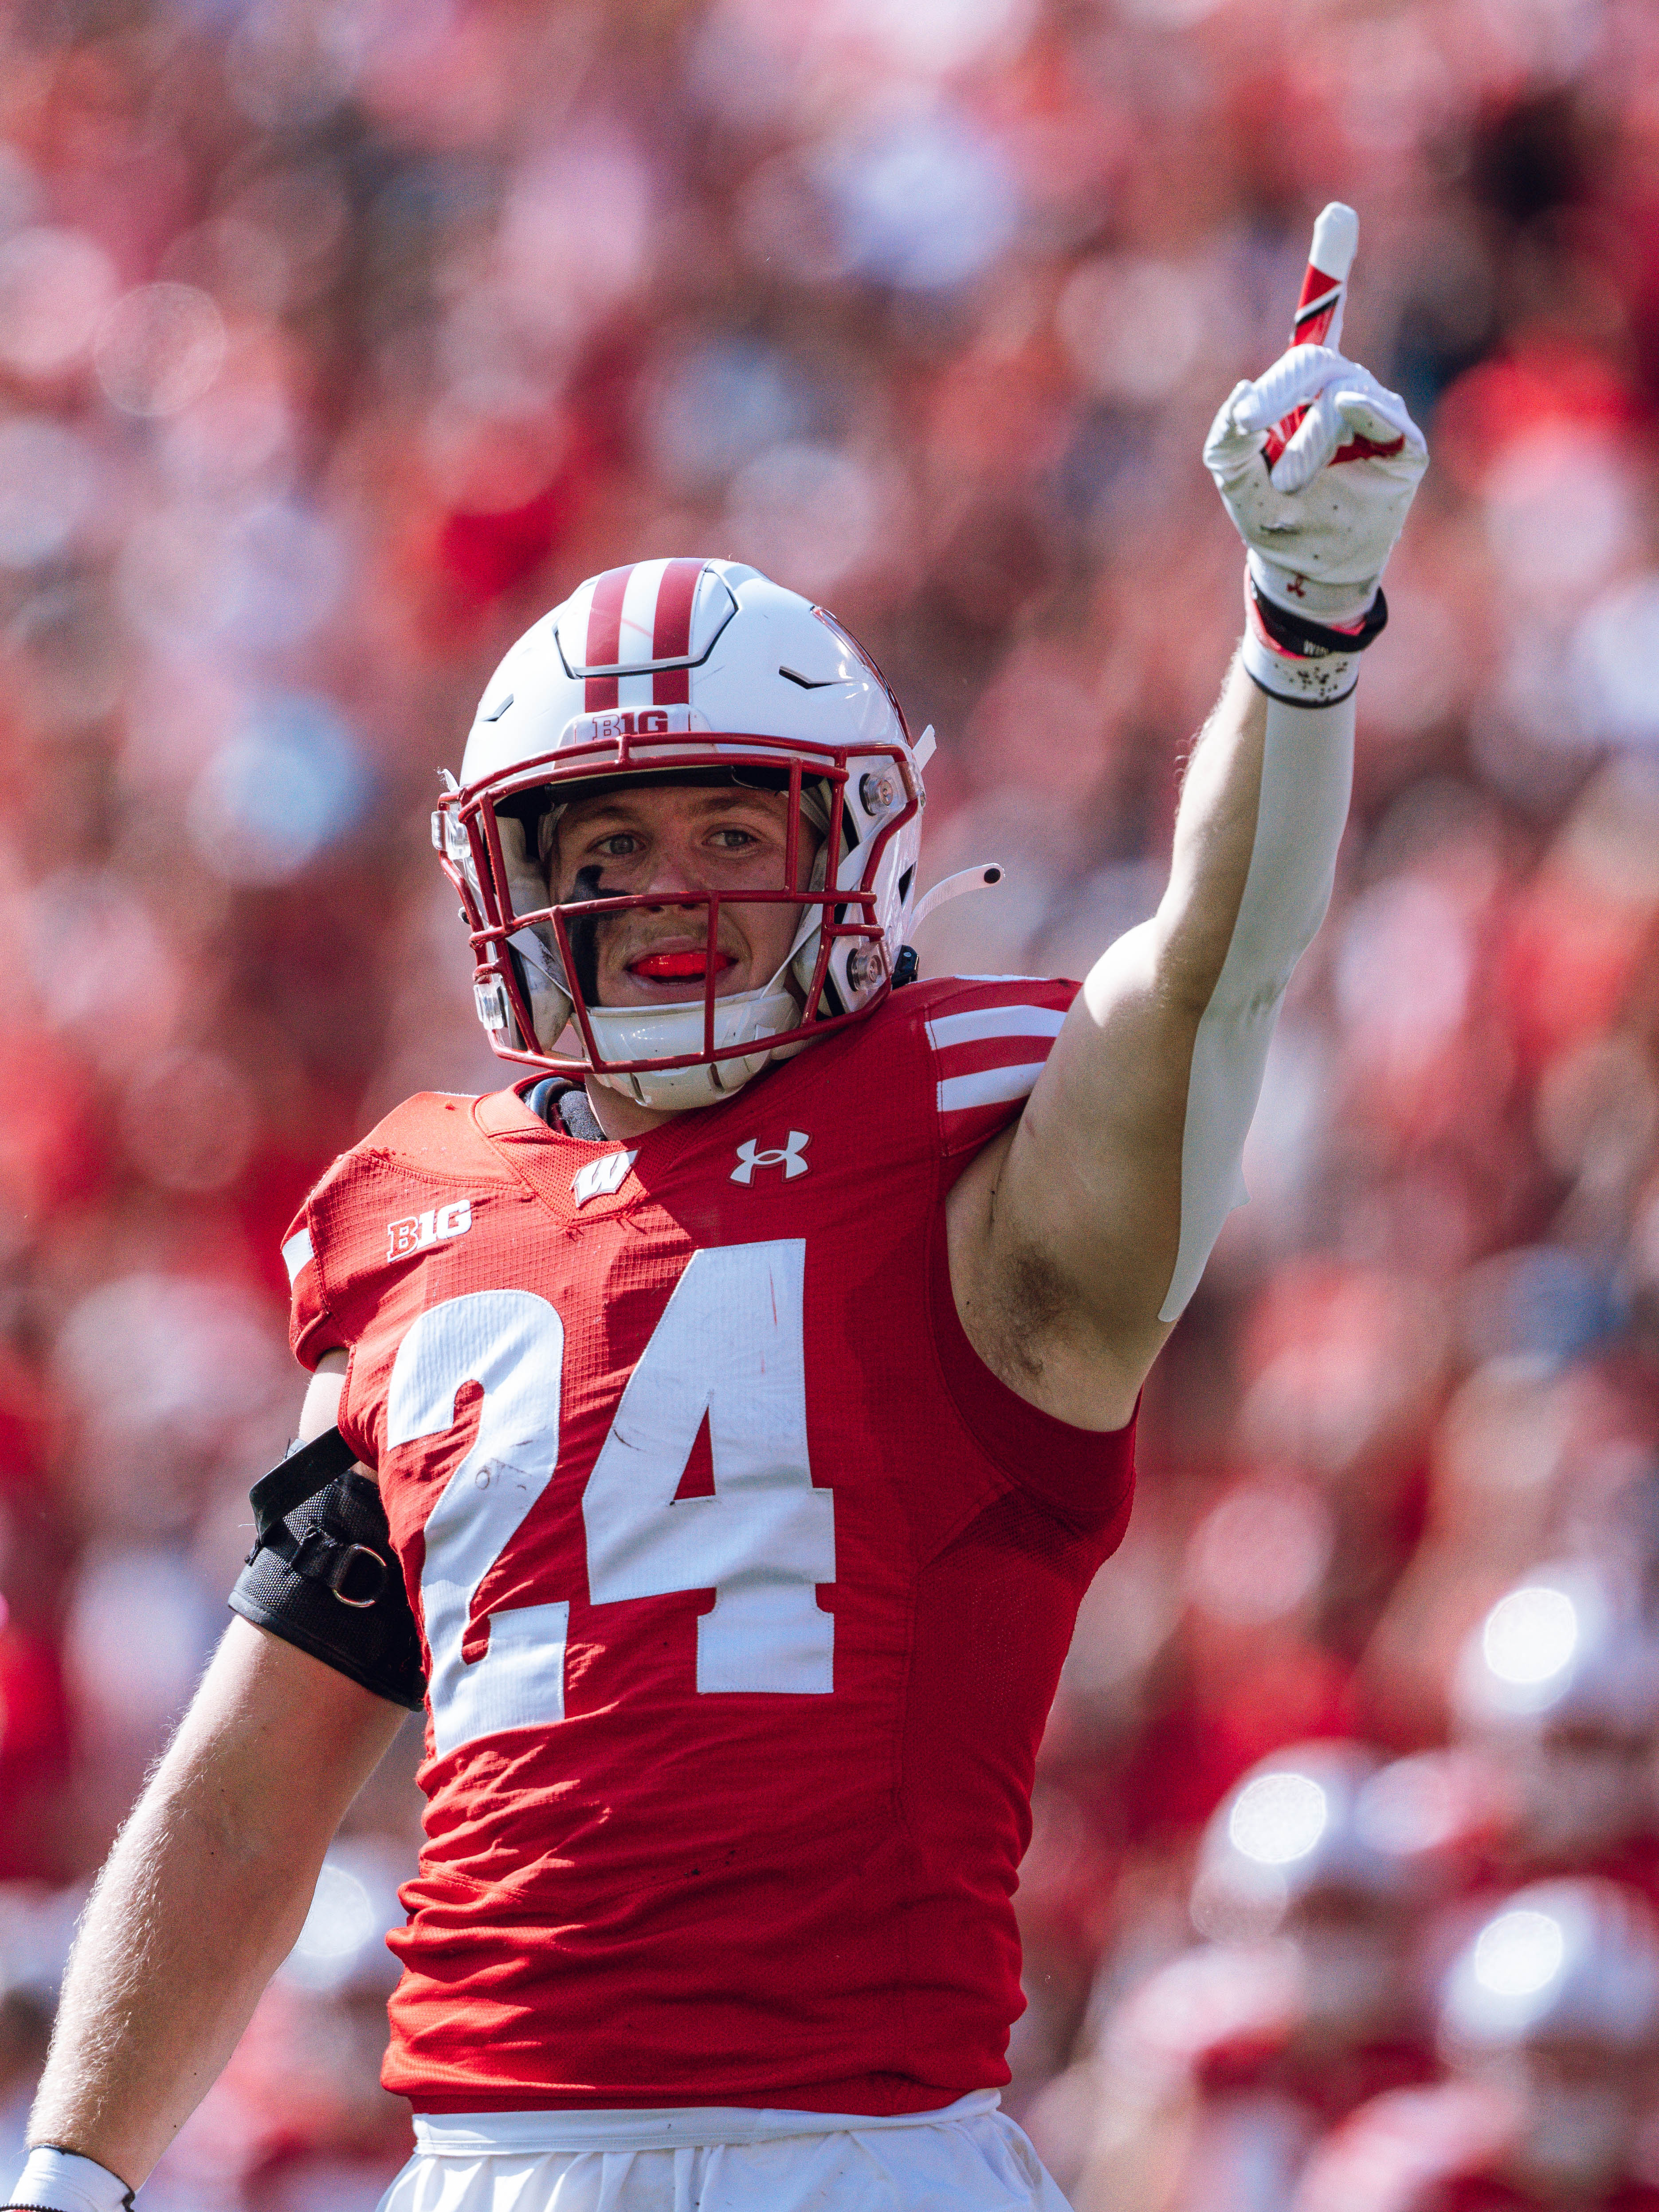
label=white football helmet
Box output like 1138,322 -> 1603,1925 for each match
1192,1740 -> 1452,1937
435,557 -> 933,1110
1440,1877 -> 1659,2056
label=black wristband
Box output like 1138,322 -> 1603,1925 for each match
1250,579 -> 1388,660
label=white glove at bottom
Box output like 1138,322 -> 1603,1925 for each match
1204,343 -> 1428,626
3,2148 -> 134,2212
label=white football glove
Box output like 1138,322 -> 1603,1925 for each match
1204,344 -> 1428,625
4,2148 -> 134,2212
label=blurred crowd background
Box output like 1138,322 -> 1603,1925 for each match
3,0 -> 1659,2204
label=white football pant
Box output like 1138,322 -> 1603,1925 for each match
377,2092 -> 1072,2212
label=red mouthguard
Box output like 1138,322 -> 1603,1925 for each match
629,949 -> 736,980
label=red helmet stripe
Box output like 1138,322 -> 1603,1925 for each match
650,557 -> 704,705
583,564 -> 634,709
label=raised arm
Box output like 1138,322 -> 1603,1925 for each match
11,1358 -> 404,2209
948,209 -> 1427,1431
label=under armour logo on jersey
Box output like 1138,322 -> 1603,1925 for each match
731,1132 -> 811,1184
572,1150 -> 638,1206
387,1199 -> 472,1262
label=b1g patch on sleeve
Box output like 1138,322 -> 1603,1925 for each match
387,1198 -> 473,1263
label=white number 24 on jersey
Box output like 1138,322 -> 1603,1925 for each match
384,1239 -> 834,1756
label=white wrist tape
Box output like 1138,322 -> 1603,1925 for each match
1240,569 -> 1363,706
1241,619 -> 1358,706
5,2149 -> 135,2212
1157,674 -> 1355,1322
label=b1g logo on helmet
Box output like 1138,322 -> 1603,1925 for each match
387,1199 -> 473,1262
564,704 -> 705,748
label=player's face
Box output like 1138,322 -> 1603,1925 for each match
550,783 -> 821,1008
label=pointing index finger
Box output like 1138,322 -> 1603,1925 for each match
1260,203 -> 1360,469
1294,203 -> 1359,353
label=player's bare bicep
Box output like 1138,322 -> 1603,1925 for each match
945,1117 -> 1135,1427
174,1618 -> 407,1816
945,965 -> 1192,1422
294,1346 -> 377,1479
1004,963 -> 1190,1277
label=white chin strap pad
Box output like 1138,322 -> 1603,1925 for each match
1158,681 -> 1355,1322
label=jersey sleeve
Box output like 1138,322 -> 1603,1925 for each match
280,1090 -> 510,1372
283,1182 -> 347,1372
918,975 -> 1079,1159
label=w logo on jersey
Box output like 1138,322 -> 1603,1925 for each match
387,1199 -> 473,1262
572,1150 -> 637,1207
731,1132 -> 810,1184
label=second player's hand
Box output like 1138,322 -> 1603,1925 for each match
1204,341 -> 1427,623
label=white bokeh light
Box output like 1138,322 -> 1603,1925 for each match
833,0 -> 1035,73
0,225 -> 118,377
1335,875 -> 1473,1076
1483,425 -> 1635,602
1573,573 -> 1659,746
285,1861 -> 377,1993
1482,1584 -> 1578,1686
1228,1773 -> 1329,1866
1473,1908 -> 1564,1999
812,110 -> 1018,290
1184,1479 -> 1333,1627
1057,257 -> 1208,404
725,442 -> 882,595
62,1547 -> 216,1742
94,283 -> 226,417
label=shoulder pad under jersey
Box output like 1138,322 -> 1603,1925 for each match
281,1091 -> 526,1369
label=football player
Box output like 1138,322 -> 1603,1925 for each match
5,217 -> 1425,2212
1451,1556 -> 1659,1883
1293,1878 -> 1659,2212
1064,1743 -> 1460,2212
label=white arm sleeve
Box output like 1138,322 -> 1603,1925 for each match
1157,684 -> 1353,1322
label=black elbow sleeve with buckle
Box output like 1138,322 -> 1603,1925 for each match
228,1428 -> 427,1711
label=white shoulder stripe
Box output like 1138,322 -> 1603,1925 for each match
938,1062 -> 1049,1114
282,1227 -> 314,1284
926,1004 -> 1067,1050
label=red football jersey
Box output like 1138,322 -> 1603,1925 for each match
282,975 -> 1136,2115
